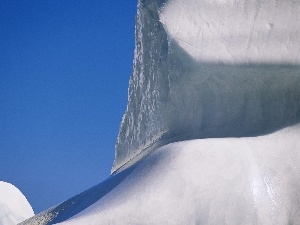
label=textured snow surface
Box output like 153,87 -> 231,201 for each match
160,0 -> 300,63
113,0 -> 300,172
0,181 -> 34,225
21,125 -> 300,225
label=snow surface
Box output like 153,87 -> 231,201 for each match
160,0 -> 300,64
0,181 -> 34,225
20,0 -> 300,224
20,125 -> 300,225
113,0 -> 300,172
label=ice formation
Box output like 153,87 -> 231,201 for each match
0,181 -> 34,225
21,0 -> 300,224
113,0 -> 300,173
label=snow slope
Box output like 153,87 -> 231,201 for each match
58,125 -> 300,225
113,0 -> 300,173
0,181 -> 34,225
21,125 -> 300,224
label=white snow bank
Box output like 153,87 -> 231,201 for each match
0,181 -> 34,225
160,0 -> 300,64
57,124 -> 300,225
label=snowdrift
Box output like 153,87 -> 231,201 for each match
0,181 -> 34,225
21,125 -> 300,224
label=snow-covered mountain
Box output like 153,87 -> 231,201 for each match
0,181 -> 34,225
21,0 -> 300,224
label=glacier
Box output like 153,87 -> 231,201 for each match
0,181 -> 34,225
20,0 -> 300,224
113,0 -> 300,173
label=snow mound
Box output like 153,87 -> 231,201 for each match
22,125 -> 300,225
59,125 -> 300,224
0,181 -> 34,225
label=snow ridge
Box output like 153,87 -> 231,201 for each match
113,0 -> 170,172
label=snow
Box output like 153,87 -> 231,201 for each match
159,0 -> 300,64
44,124 -> 300,224
20,0 -> 300,224
113,0 -> 300,173
0,181 -> 34,225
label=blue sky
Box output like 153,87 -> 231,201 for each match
0,0 -> 136,213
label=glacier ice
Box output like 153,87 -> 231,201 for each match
113,0 -> 300,173
0,181 -> 34,225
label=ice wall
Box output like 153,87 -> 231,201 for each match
113,0 -> 300,173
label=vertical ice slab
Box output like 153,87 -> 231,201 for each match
113,0 -> 171,172
113,0 -> 300,173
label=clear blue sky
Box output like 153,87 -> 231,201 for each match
0,0 -> 136,213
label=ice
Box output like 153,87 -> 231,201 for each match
22,125 -> 300,224
113,0 -> 300,173
0,181 -> 34,225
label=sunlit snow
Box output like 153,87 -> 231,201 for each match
20,0 -> 300,224
54,125 -> 300,224
160,0 -> 300,64
0,181 -> 34,225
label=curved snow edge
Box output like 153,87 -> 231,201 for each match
0,181 -> 34,225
